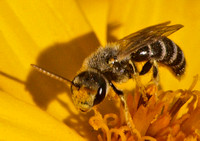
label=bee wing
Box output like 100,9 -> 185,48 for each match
117,21 -> 183,60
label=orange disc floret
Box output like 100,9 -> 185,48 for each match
89,76 -> 200,141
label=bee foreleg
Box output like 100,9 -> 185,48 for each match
109,82 -> 123,95
109,82 -> 139,135
119,95 -> 141,138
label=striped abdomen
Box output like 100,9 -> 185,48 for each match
132,37 -> 186,76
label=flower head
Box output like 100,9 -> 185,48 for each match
89,76 -> 200,141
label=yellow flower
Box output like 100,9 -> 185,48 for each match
0,0 -> 200,140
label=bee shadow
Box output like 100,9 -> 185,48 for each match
25,25 -> 120,140
26,32 -> 99,109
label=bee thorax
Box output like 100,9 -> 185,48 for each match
84,46 -> 134,83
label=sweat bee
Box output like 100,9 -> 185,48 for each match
32,21 -> 185,112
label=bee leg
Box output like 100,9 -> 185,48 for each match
119,95 -> 141,138
129,61 -> 148,104
109,82 -> 140,137
139,60 -> 159,103
130,61 -> 142,87
109,82 -> 123,95
132,61 -> 138,75
144,60 -> 159,100
153,65 -> 158,79
151,60 -> 159,86
138,60 -> 159,84
139,60 -> 153,75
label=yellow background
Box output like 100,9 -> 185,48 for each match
0,0 -> 200,140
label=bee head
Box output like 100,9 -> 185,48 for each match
71,71 -> 107,112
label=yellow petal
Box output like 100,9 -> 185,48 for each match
0,0 -> 94,103
0,90 -> 84,141
0,0 -> 101,140
77,0 -> 109,46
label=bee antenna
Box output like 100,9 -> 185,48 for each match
31,64 -> 73,86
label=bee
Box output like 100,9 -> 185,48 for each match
32,21 -> 185,112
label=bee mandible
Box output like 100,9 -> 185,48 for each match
32,21 -> 185,112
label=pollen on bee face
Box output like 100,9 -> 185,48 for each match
72,88 -> 89,103
72,87 -> 96,112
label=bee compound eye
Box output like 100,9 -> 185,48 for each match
93,84 -> 106,106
